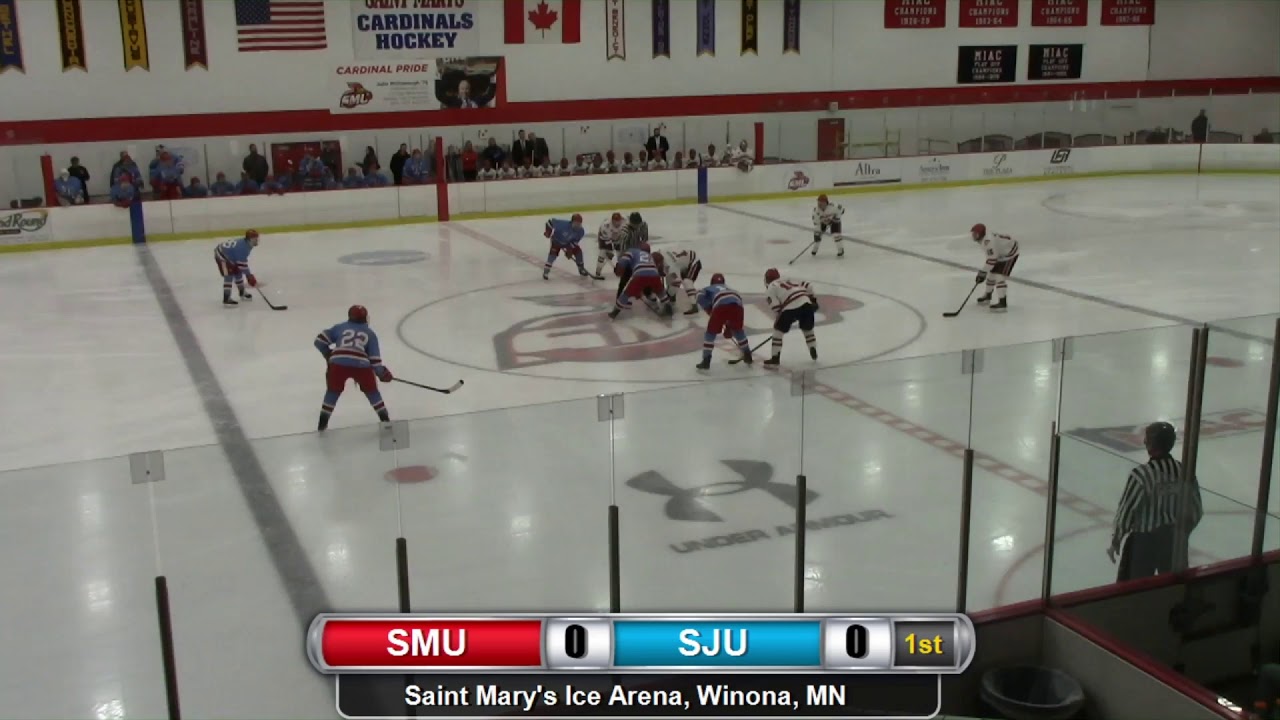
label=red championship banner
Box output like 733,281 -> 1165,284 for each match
1101,0 -> 1154,26
181,0 -> 207,69
959,0 -> 1018,28
884,0 -> 945,29
1031,0 -> 1086,27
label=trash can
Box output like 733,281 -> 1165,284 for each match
980,666 -> 1086,720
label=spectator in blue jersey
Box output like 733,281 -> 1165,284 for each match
366,170 -> 390,187
262,170 -> 291,195
343,168 -> 366,189
67,157 -> 91,203
55,169 -> 85,206
321,167 -> 340,190
110,151 -> 142,187
148,146 -> 165,196
210,172 -> 235,197
153,151 -> 185,200
481,137 -> 506,169
236,171 -> 261,195
183,177 -> 209,198
111,177 -> 137,208
299,152 -> 322,178
403,149 -> 429,184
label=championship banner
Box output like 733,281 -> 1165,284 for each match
56,0 -> 85,71
1031,0 -> 1086,26
782,0 -> 800,54
651,0 -> 669,57
352,1 -> 479,59
1101,0 -> 1154,26
740,0 -> 757,55
957,45 -> 1016,84
696,0 -> 714,56
118,0 -> 149,71
959,0 -> 1017,28
0,0 -> 23,73
884,0 -> 944,29
1028,44 -> 1083,80
181,0 -> 207,70
606,0 -> 624,60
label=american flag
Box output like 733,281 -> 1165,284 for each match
234,0 -> 326,52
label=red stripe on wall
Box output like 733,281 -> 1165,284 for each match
1,77 -> 1277,147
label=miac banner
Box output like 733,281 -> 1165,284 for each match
957,44 -> 1016,84
1101,0 -> 1154,25
1028,43 -> 1083,80
696,0 -> 714,56
351,1 -> 479,59
884,0 -> 945,29
118,0 -> 149,71
959,0 -> 1017,28
651,0 -> 669,57
0,0 -> 24,73
606,0 -> 624,60
181,0 -> 207,70
782,0 -> 800,54
740,0 -> 757,55
56,0 -> 85,71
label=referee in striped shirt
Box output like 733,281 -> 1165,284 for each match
1108,421 -> 1204,581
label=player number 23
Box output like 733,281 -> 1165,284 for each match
338,329 -> 369,351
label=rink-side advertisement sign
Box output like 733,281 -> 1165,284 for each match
0,208 -> 51,245
330,57 -> 500,113
957,45 -> 1016,84
833,158 -> 902,188
351,0 -> 479,59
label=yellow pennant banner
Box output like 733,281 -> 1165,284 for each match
119,0 -> 149,71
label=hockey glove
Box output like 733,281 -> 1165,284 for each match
377,367 -> 393,382
975,271 -> 987,285
246,273 -> 258,287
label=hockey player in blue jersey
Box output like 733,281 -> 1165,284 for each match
609,243 -> 671,318
214,229 -> 260,306
314,305 -> 393,431
542,213 -> 589,279
695,273 -> 752,370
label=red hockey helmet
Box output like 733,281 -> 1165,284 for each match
764,268 -> 781,287
246,228 -> 260,243
710,272 -> 726,285
651,250 -> 664,264
817,194 -> 829,207
611,212 -> 623,223
571,213 -> 583,225
348,305 -> 369,323
638,241 -> 651,252
970,223 -> 987,242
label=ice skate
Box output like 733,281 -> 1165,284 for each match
223,297 -> 238,307
763,356 -> 781,367
990,299 -> 1008,312
695,358 -> 711,371
977,292 -> 991,304
810,347 -> 818,360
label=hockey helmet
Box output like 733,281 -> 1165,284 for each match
611,212 -> 623,224
570,213 -> 583,225
1144,421 -> 1177,455
638,241 -> 651,252
246,228 -> 260,244
348,304 -> 369,323
817,194 -> 829,207
970,223 -> 986,242
629,212 -> 642,224
764,268 -> 781,287
710,272 -> 726,285
651,250 -> 664,265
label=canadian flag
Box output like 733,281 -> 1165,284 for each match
505,0 -> 582,44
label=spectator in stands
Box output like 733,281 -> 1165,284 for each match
604,151 -> 619,173
672,151 -> 686,169
620,152 -> 638,172
647,150 -> 668,171
184,177 -> 208,198
110,176 -> 137,207
460,141 -> 479,181
1191,110 -> 1210,143
390,143 -> 410,185
499,158 -> 518,179
1255,128 -> 1274,144
262,170 -> 291,195
573,155 -> 591,175
360,146 -> 380,177
518,156 -> 537,178
321,146 -> 341,178
703,145 -> 721,167
237,171 -> 260,195
344,168 -> 366,189
478,159 -> 498,181
646,127 -> 670,162
148,146 -> 165,197
152,151 -> 185,199
403,149 -> 430,184
55,169 -> 85,206
110,151 -> 142,187
556,158 -> 573,177
729,140 -> 754,172
590,153 -> 607,174
210,172 -> 235,196
243,144 -> 269,185
528,132 -> 551,166
67,157 -> 90,203
481,137 -> 506,169
321,166 -> 340,190
510,130 -> 529,167
366,169 -> 390,187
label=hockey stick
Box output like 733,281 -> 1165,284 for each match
942,283 -> 981,318
393,378 -> 465,394
258,290 -> 288,311
728,337 -> 771,364
787,240 -> 818,265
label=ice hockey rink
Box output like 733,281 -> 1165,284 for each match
0,174 -> 1277,718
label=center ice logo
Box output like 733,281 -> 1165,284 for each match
490,288 -> 862,370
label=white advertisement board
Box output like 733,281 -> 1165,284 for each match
0,208 -> 53,246
833,157 -> 903,188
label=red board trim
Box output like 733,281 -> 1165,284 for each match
2,76 -> 1277,147
959,0 -> 1019,28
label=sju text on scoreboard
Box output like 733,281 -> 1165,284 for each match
306,614 -> 976,674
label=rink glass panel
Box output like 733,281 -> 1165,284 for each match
0,456 -> 168,720
802,351 -> 971,612
1051,324 -> 1197,597
395,398 -> 613,613
612,373 -> 800,611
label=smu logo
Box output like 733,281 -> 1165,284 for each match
787,171 -> 811,191
339,82 -> 373,109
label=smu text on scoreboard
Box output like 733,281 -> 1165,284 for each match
306,613 -> 976,673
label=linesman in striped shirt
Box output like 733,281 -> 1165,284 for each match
1108,422 -> 1203,581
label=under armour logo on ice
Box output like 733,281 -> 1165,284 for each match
626,460 -> 819,522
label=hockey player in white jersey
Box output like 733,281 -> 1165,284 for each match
652,248 -> 703,315
593,212 -> 627,280
762,268 -> 819,365
811,194 -> 845,257
971,223 -> 1019,311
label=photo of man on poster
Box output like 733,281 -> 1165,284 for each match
436,57 -> 500,109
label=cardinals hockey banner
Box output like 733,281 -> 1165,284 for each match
651,0 -> 669,57
605,0 -> 624,60
118,0 -> 149,71
696,0 -> 714,56
884,0 -> 944,29
352,2 -> 480,59
0,0 -> 24,73
782,0 -> 800,54
181,0 -> 207,69
56,0 -> 85,71
959,0 -> 1017,28
1101,0 -> 1154,25
740,0 -> 757,55
1031,0 -> 1086,26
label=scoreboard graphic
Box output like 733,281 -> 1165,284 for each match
307,613 -> 975,718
